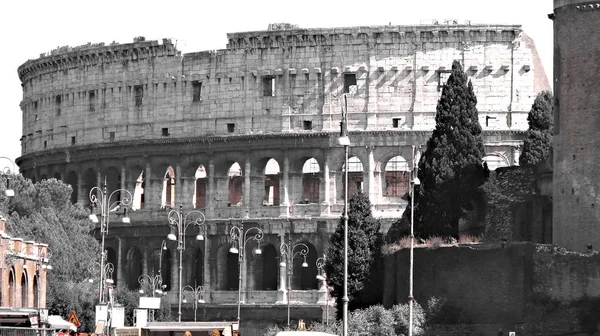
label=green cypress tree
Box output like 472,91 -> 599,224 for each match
414,60 -> 487,237
519,90 -> 553,165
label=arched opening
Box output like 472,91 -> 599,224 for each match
21,271 -> 28,307
105,167 -> 121,203
162,166 -> 176,208
194,165 -> 207,209
66,171 -> 78,204
228,163 -> 243,206
264,159 -> 280,206
194,249 -> 204,287
132,171 -> 145,210
33,275 -> 39,308
302,158 -> 320,203
384,156 -> 410,197
160,249 -> 172,291
8,269 -> 15,307
82,168 -> 96,207
106,248 -> 118,286
483,155 -> 509,171
261,244 -> 278,290
53,172 -> 61,181
126,248 -> 143,290
290,242 -> 318,290
226,251 -> 239,290
40,175 -> 47,181
344,157 -> 364,196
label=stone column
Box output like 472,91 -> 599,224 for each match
171,249 -> 180,300
367,147 -> 376,207
203,227 -> 211,302
76,165 -> 84,203
207,159 -> 215,218
142,247 -> 148,276
145,161 -> 153,208
276,232 -> 287,303
121,164 -> 127,202
243,155 -> 251,218
116,237 -> 124,289
321,154 -> 331,205
176,163 -> 182,208
281,155 -> 290,217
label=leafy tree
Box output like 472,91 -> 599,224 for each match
520,90 -> 554,165
325,192 -> 382,317
412,60 -> 487,237
0,175 -> 101,331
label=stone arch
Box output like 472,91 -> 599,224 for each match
343,156 -> 364,196
161,248 -> 172,291
483,153 -> 510,171
66,171 -> 78,204
263,159 -> 280,206
383,156 -> 410,197
53,172 -> 61,181
260,244 -> 278,290
228,162 -> 243,206
33,274 -> 39,308
8,268 -> 15,307
193,248 -> 204,287
21,270 -> 28,307
82,168 -> 96,207
301,158 -> 320,203
106,247 -> 118,286
291,241 -> 318,290
125,247 -> 143,290
40,175 -> 47,181
227,249 -> 239,291
104,166 -> 121,202
162,166 -> 175,209
194,165 -> 207,209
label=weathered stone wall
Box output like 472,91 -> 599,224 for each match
553,1 -> 600,252
384,242 -> 600,335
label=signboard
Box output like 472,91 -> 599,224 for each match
95,320 -> 105,334
139,297 -> 161,309
112,306 -> 125,328
96,305 -> 108,325
29,313 -> 39,328
135,309 -> 148,328
68,311 -> 81,327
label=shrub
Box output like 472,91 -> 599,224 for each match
458,234 -> 481,244
425,236 -> 444,249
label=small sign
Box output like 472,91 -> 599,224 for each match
68,311 -> 81,327
95,320 -> 105,334
509,333 -> 516,336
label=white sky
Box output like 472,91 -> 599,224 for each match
0,0 -> 555,169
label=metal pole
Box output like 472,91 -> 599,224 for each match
409,145 -> 415,336
99,181 -> 107,303
178,208 -> 184,322
287,239 -> 291,327
237,224 -> 243,322
342,142 -> 349,336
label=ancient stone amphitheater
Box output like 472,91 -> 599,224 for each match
16,22 -> 549,327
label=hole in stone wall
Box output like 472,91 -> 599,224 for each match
162,128 -> 169,136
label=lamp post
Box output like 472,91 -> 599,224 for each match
229,223 -> 264,323
182,281 -> 205,322
158,240 -> 168,276
0,156 -> 16,197
138,272 -> 167,322
87,257 -> 116,299
316,255 -> 329,326
34,246 -> 52,309
167,205 -> 206,322
337,93 -> 350,336
280,236 -> 309,327
89,177 -> 133,303
408,145 -> 421,336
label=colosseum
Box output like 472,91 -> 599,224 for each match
16,22 -> 549,329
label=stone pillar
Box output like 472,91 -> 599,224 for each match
121,164 -> 127,202
321,154 -> 330,205
145,161 -> 153,208
116,237 -> 124,289
203,228 -> 211,302
367,146 -> 376,207
76,166 -> 84,203
207,159 -> 215,218
176,163 -> 182,208
282,155 -> 290,205
97,169 -> 102,190
142,247 -> 148,276
243,155 -> 251,218
171,249 -> 180,300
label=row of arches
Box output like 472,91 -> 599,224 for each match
1,268 -> 40,308
107,241 -> 320,292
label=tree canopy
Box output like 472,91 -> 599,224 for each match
519,90 -> 553,165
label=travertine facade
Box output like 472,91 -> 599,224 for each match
15,23 -> 548,320
552,1 -> 600,252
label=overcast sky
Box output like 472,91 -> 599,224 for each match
0,0 -> 555,170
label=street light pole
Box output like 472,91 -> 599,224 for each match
167,205 -> 205,322
182,281 -> 205,322
89,177 -> 133,303
35,246 -> 52,312
229,223 -> 264,323
337,94 -> 351,336
138,272 -> 167,321
280,236 -> 309,327
316,255 -> 329,326
0,157 -> 16,197
408,145 -> 421,336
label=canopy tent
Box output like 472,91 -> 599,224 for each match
47,315 -> 77,331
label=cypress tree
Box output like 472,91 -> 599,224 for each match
519,90 -> 553,165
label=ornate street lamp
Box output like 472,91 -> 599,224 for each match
167,205 -> 205,322
34,246 -> 52,310
229,223 -> 263,323
337,93 -> 350,336
87,257 -> 116,293
0,156 -> 16,197
182,281 -> 205,322
316,255 -> 329,326
158,240 -> 168,276
138,272 -> 167,322
408,145 -> 421,336
280,236 -> 309,327
89,177 -> 133,303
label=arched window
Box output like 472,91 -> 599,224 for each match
21,271 -> 28,307
302,158 -> 320,203
160,249 -> 172,291
66,171 -> 78,204
228,163 -> 243,206
126,248 -> 143,290
261,244 -> 278,290
53,172 -> 61,181
483,155 -> 509,171
162,166 -> 176,208
82,168 -> 96,207
291,242 -> 318,290
264,159 -> 280,206
194,166 -> 207,209
106,248 -> 118,287
384,156 -> 410,197
33,275 -> 39,308
344,157 -> 364,196
105,167 -> 121,202
227,250 -> 239,290
8,269 -> 15,307
194,249 -> 204,287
